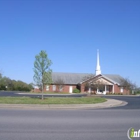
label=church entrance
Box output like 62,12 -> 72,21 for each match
96,85 -> 113,94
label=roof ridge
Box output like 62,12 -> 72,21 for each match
52,72 -> 94,75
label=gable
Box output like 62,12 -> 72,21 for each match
82,74 -> 114,85
94,77 -> 114,85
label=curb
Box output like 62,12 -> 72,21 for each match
16,93 -> 87,96
0,99 -> 127,110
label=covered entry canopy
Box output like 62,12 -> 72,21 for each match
80,74 -> 125,94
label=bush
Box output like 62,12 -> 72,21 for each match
0,85 -> 6,90
135,91 -> 140,94
73,88 -> 80,93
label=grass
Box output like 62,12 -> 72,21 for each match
0,97 -> 106,104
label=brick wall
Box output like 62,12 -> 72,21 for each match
34,84 -> 77,93
34,83 -> 130,94
114,84 -> 130,94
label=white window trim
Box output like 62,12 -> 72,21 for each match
52,85 -> 56,91
46,85 -> 50,91
120,87 -> 123,93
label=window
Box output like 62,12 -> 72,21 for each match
53,85 -> 56,91
46,85 -> 49,91
59,86 -> 63,92
34,86 -> 39,89
120,87 -> 123,93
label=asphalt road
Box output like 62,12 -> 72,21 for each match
0,91 -> 140,140
0,109 -> 140,140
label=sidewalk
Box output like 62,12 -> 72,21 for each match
0,99 -> 127,110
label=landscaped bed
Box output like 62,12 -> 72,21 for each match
0,97 -> 106,104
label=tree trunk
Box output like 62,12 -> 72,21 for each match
42,84 -> 44,100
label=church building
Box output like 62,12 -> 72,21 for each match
34,50 -> 128,94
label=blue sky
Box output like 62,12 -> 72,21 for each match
0,0 -> 140,86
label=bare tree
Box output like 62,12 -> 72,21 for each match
82,74 -> 94,82
82,74 -> 95,93
54,78 -> 65,92
0,73 -> 2,81
0,69 -> 3,80
92,80 -> 105,92
121,78 -> 137,94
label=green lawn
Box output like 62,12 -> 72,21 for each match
0,97 -> 106,104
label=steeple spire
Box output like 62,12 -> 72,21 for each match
95,49 -> 101,75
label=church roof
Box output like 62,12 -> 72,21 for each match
102,74 -> 124,85
52,72 -> 92,85
52,72 -> 124,85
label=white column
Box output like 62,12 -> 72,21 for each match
105,85 -> 106,93
88,88 -> 91,93
96,88 -> 98,94
112,85 -> 114,93
69,86 -> 73,93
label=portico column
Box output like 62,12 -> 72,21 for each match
88,88 -> 91,93
112,85 -> 114,93
105,85 -> 107,93
96,88 -> 98,94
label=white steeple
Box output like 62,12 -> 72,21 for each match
95,49 -> 101,75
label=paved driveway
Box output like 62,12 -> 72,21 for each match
102,96 -> 140,109
0,91 -> 87,98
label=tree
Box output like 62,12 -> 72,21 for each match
121,78 -> 137,94
95,80 -> 105,92
33,50 -> 52,99
82,74 -> 94,93
0,70 -> 3,83
0,70 -> 33,91
0,73 -> 2,80
83,75 -> 105,94
54,77 -> 65,92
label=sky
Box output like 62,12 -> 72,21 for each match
0,0 -> 140,86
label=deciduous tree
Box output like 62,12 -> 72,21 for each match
121,78 -> 137,94
33,50 -> 52,99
